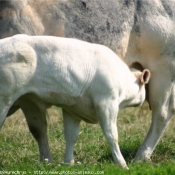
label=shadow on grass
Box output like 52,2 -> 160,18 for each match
97,143 -> 139,164
97,138 -> 175,165
151,140 -> 175,163
97,148 -> 137,163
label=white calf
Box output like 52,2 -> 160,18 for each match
0,34 -> 150,168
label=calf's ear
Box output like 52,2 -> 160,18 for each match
140,69 -> 151,84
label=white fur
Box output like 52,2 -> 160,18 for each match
0,34 -> 150,168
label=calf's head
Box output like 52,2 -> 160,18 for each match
127,69 -> 151,108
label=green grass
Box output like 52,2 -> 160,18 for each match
0,103 -> 175,174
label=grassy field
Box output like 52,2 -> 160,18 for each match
0,103 -> 175,174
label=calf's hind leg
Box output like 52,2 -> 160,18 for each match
7,100 -> 20,117
0,98 -> 15,129
19,97 -> 53,162
63,110 -> 80,165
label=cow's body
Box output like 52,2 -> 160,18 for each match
0,34 -> 150,168
1,0 -> 175,163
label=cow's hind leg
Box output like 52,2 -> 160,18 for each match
19,97 -> 53,162
95,99 -> 128,169
63,110 -> 80,165
134,70 -> 175,162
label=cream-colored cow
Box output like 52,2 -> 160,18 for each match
0,35 -> 150,168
